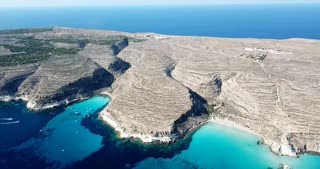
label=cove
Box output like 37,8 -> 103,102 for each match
0,96 -> 110,169
0,99 -> 60,151
0,95 -> 192,169
134,123 -> 320,169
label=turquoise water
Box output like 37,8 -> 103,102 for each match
13,96 -> 110,168
1,96 -> 320,168
135,123 -> 320,169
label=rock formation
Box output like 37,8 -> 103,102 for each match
0,27 -> 133,109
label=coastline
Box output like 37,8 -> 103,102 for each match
99,111 -> 258,144
99,91 -> 179,143
0,94 -> 90,111
208,117 -> 262,137
100,112 -> 320,159
2,93 -> 320,161
4,91 -> 318,160
100,112 -> 176,143
208,117 -> 299,157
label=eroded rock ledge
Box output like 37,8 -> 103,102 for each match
1,28 -> 320,157
0,27 -> 134,109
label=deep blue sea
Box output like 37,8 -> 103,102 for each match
0,5 -> 319,39
0,5 -> 320,169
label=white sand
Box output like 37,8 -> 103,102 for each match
208,117 -> 262,137
100,112 -> 175,143
209,117 -> 297,157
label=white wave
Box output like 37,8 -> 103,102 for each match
0,95 -> 15,102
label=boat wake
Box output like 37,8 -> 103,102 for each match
0,118 -> 20,125
0,118 -> 14,121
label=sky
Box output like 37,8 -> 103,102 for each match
0,0 -> 319,7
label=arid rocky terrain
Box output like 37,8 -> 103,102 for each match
1,28 -> 319,157
0,28 -> 133,109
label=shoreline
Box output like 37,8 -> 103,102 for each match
0,94 -> 93,111
207,117 -> 298,157
100,112 -> 320,159
99,91 -> 180,144
100,112 -> 177,143
207,117 -> 320,158
2,94 -> 320,159
208,117 -> 263,137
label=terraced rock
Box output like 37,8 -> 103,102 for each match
0,27 -> 135,109
102,35 -> 320,156
1,28 -> 319,157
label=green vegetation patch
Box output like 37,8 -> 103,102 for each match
0,32 -> 145,67
0,28 -> 53,35
49,35 -> 145,46
0,36 -> 81,67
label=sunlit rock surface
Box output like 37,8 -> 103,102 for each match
1,28 -> 319,156
0,27 -> 132,109
103,34 -> 320,156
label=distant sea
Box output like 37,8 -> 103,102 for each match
0,4 -> 319,39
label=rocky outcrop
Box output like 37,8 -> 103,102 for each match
101,40 -> 193,142
0,28 -> 136,110
111,37 -> 129,55
172,90 -> 209,138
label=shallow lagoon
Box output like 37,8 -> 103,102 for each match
0,96 -> 111,169
1,96 -> 320,169
135,123 -> 320,169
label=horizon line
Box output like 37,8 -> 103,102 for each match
0,2 -> 319,8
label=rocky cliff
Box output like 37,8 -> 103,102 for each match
0,27 -> 133,109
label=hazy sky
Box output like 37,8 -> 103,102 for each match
1,0 -> 319,7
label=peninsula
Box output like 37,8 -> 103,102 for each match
0,27 -> 319,158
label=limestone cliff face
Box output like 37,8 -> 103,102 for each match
0,67 -> 36,95
111,37 -> 129,55
0,28 -> 133,110
172,90 -> 209,137
15,57 -> 115,109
